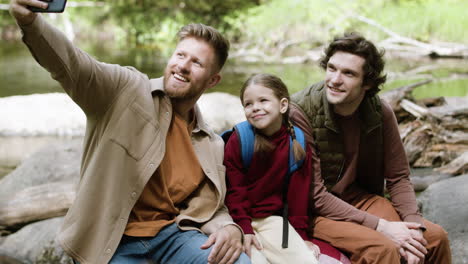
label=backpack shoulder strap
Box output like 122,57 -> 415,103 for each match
225,122 -> 305,173
234,121 -> 255,169
288,125 -> 306,173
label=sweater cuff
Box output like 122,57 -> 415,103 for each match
19,14 -> 45,39
236,219 -> 254,235
403,214 -> 426,230
362,213 -> 381,230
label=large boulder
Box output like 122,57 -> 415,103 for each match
198,92 -> 245,133
0,217 -> 72,264
0,139 -> 82,199
0,93 -> 85,137
409,168 -> 451,192
418,174 -> 468,263
0,182 -> 76,227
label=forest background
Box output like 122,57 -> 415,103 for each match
0,0 -> 467,99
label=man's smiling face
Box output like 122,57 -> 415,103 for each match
325,51 -> 370,115
164,37 -> 220,100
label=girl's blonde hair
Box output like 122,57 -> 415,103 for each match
240,73 -> 306,161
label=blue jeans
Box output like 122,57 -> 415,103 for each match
108,223 -> 251,264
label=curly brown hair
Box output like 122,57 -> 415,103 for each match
319,32 -> 387,96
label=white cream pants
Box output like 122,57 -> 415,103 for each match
249,216 -> 318,264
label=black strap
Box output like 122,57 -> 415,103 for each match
281,201 -> 289,248
281,169 -> 291,248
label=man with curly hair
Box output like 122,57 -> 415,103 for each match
290,33 -> 451,264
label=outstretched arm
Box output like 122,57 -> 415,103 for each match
10,0 -> 142,118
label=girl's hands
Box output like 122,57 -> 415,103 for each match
244,234 -> 263,258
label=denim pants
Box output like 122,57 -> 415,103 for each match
103,223 -> 250,264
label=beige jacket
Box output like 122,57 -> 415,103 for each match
21,15 -> 235,263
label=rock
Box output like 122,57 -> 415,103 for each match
418,174 -> 468,263
0,93 -> 86,137
0,217 -> 72,264
410,168 -> 451,192
198,92 -> 245,134
0,136 -> 78,169
0,182 -> 76,227
0,139 -> 82,198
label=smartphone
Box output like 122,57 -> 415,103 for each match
29,0 -> 67,13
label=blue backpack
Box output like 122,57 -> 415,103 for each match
221,121 -> 306,174
221,121 -> 307,248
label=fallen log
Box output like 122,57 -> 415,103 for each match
0,182 -> 76,228
400,99 -> 430,119
413,143 -> 468,168
417,97 -> 446,108
403,123 -> 433,164
435,152 -> 468,175
435,130 -> 468,145
380,80 -> 429,109
352,14 -> 468,58
428,97 -> 468,118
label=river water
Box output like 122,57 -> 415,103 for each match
1,41 -> 468,98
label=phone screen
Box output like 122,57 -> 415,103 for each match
29,0 -> 67,13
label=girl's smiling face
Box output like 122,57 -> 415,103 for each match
242,84 -> 288,136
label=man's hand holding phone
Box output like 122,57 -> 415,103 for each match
9,0 -> 67,26
29,0 -> 66,13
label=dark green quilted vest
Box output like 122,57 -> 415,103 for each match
292,81 -> 385,195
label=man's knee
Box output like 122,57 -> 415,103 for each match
426,222 -> 449,243
358,238 -> 400,262
374,238 -> 400,255
423,221 -> 452,263
425,221 -> 451,255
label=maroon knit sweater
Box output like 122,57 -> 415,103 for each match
224,126 -> 311,239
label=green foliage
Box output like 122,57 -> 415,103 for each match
1,0 -> 259,53
103,0 -> 260,53
363,0 -> 468,43
2,0 -> 465,50
0,0 -> 13,28
224,0 -> 467,54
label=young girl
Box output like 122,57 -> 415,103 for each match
224,73 -> 320,264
